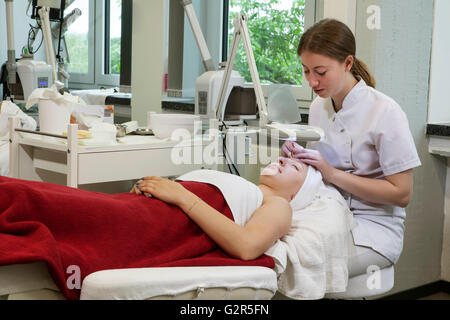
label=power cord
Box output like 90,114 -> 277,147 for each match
221,122 -> 241,176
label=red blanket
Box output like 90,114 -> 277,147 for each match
0,176 -> 274,300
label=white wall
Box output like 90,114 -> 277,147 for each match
323,0 -> 357,32
131,0 -> 165,126
428,0 -> 450,283
443,160 -> 450,281
427,0 -> 450,124
355,0 -> 446,296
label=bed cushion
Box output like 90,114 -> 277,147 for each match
0,262 -> 58,296
80,266 -> 278,300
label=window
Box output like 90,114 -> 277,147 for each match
65,0 -> 123,88
65,0 -> 94,84
95,0 -> 122,85
167,0 -> 315,104
104,0 -> 122,75
224,0 -> 316,103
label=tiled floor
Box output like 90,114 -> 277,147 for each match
418,292 -> 450,300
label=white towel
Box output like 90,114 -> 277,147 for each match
277,166 -> 355,300
176,170 -> 263,227
177,168 -> 355,299
177,170 -> 287,273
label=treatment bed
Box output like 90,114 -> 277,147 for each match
0,262 -> 394,300
0,263 -> 277,300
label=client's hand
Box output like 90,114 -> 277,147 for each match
135,176 -> 196,207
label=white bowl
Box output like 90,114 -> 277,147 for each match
149,113 -> 201,139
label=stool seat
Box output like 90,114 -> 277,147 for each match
325,265 -> 395,299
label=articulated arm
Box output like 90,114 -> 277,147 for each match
214,14 -> 268,128
181,0 -> 216,72
5,0 -> 17,85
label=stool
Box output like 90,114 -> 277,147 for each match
325,265 -> 395,299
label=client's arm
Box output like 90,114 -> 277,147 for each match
137,176 -> 292,261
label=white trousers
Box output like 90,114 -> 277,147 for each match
347,233 -> 392,277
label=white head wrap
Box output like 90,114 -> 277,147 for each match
289,165 -> 323,213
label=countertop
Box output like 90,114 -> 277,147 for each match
426,123 -> 450,137
101,93 -> 311,123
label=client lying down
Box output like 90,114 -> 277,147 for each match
0,157 -> 352,300
131,157 -> 307,261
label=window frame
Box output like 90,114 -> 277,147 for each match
222,0 -> 316,104
94,0 -> 121,86
66,0 -> 95,85
68,0 -> 122,88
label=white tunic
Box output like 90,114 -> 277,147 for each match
307,79 -> 421,264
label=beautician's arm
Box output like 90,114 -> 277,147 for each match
328,169 -> 413,208
295,148 -> 414,208
137,177 -> 292,261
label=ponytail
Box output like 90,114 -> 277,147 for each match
351,57 -> 376,88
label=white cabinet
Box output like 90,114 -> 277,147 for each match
9,118 -> 217,188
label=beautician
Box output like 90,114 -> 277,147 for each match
282,19 -> 421,276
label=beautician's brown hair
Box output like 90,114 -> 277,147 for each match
298,19 -> 376,88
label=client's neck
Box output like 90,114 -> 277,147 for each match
258,184 -> 291,202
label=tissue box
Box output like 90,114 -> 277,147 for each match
71,105 -> 114,129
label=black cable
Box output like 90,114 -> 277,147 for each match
28,24 -> 44,54
222,134 -> 234,175
27,20 -> 43,55
56,0 -> 66,62
222,122 -> 241,176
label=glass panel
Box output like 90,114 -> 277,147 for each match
228,0 -> 305,85
65,0 -> 90,74
108,0 -> 122,75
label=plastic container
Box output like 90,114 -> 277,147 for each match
38,99 -> 72,134
149,113 -> 201,139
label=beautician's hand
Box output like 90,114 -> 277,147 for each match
136,176 -> 197,207
281,141 -> 304,159
295,148 -> 337,182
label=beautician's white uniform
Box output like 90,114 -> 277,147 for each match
0,101 -> 37,176
307,79 -> 421,269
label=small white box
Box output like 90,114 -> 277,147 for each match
72,105 -> 115,130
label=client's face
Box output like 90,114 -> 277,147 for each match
259,157 -> 309,200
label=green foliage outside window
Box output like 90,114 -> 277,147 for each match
65,0 -> 121,75
65,35 -> 120,74
229,0 -> 305,85
110,37 -> 121,75
66,33 -> 89,74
